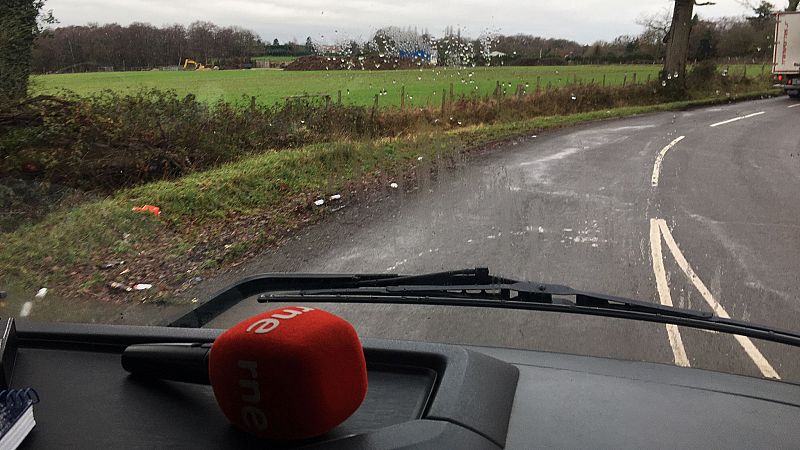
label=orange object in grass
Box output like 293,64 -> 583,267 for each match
132,205 -> 161,216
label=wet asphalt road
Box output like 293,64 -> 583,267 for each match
202,96 -> 800,382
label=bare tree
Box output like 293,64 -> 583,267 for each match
789,0 -> 799,10
663,0 -> 714,91
637,9 -> 673,42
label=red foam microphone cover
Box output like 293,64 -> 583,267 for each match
208,306 -> 368,440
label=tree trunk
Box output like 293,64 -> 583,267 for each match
663,0 -> 694,91
0,0 -> 40,101
789,0 -> 799,11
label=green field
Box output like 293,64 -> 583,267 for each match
31,64 -> 766,108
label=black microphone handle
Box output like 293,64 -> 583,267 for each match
122,342 -> 213,384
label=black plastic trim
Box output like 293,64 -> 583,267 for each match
13,322 -> 518,449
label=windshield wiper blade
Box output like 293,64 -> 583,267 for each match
250,268 -> 800,348
169,267 -> 800,348
259,280 -> 711,320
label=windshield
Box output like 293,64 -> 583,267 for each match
2,0 -> 799,382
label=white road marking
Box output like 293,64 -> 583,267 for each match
649,219 -> 691,367
788,103 -> 800,108
19,302 -> 32,317
651,136 -> 686,187
709,111 -> 765,128
656,219 -> 781,379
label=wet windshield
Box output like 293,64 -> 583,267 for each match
1,0 -> 799,382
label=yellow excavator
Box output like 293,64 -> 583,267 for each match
183,58 -> 207,71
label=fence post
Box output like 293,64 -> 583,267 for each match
743,65 -> 747,79
337,90 -> 342,105
400,86 -> 405,110
372,94 -> 379,119
573,73 -> 577,85
250,96 -> 256,111
622,74 -> 627,88
547,81 -> 552,91
441,89 -> 447,117
495,80 -> 501,97
536,76 -> 541,93
325,95 -> 331,110
602,74 -> 606,87
591,78 -> 595,85
632,73 -> 637,84
647,73 -> 651,84
449,82 -> 454,105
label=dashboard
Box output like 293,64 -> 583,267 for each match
12,321 -> 800,449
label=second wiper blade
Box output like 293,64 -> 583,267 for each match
259,281 -> 712,320
254,268 -> 800,348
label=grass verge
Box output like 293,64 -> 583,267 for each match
0,88 -> 780,320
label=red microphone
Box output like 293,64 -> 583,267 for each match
122,307 -> 368,440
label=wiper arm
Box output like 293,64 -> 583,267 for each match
169,267 -> 800,349
252,268 -> 800,348
259,280 -> 712,320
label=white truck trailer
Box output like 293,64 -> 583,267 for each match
773,11 -> 800,97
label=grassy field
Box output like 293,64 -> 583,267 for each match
32,64 -> 768,108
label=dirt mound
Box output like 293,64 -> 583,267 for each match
285,55 -> 429,71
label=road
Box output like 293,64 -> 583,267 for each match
203,96 -> 800,382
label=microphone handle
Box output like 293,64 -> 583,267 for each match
122,342 -> 212,384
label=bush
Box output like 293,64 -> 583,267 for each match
0,90 -> 419,191
688,61 -> 718,88
0,76 -> 770,196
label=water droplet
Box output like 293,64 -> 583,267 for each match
661,80 -> 667,87
673,71 -> 679,78
570,94 -> 577,100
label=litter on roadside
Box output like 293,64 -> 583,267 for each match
329,194 -> 341,201
314,199 -> 325,206
133,283 -> 153,290
132,205 -> 161,216
109,282 -> 133,293
390,182 -> 399,189
35,288 -> 48,299
99,261 -> 125,270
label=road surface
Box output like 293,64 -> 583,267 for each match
202,96 -> 800,382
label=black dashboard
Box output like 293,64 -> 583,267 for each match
12,321 -> 800,449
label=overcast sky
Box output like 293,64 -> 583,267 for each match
44,0 -> 773,44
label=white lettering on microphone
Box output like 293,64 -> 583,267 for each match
238,360 -> 268,431
244,307 -> 315,334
